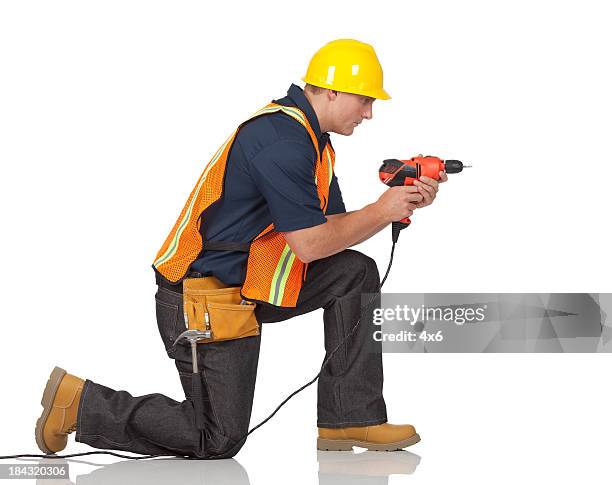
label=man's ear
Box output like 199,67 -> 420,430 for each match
327,89 -> 339,101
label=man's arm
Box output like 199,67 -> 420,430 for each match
282,204 -> 386,264
283,185 -> 424,263
325,211 -> 386,247
283,173 -> 447,263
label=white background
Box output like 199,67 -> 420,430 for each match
1,0 -> 611,484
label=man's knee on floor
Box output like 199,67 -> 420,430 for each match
202,411 -> 251,458
206,434 -> 247,459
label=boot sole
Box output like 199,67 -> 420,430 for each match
35,366 -> 67,454
317,433 -> 421,451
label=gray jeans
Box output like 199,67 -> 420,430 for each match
75,249 -> 386,458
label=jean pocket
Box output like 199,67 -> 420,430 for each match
155,297 -> 184,356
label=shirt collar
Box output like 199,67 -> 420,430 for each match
274,84 -> 328,145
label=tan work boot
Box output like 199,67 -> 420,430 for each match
317,423 -> 420,451
35,366 -> 85,454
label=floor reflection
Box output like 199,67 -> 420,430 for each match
32,456 -> 250,485
28,448 -> 421,485
318,450 -> 421,485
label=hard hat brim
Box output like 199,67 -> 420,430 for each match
301,78 -> 391,100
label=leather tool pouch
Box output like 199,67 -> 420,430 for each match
182,276 -> 259,343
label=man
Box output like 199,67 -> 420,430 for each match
35,39 -> 447,458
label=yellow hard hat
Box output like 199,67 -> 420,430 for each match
302,39 -> 390,100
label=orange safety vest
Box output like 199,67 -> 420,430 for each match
153,103 -> 335,307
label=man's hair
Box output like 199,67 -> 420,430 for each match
304,83 -> 325,95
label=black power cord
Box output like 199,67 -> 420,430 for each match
1,241 -> 398,461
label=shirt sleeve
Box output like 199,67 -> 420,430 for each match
248,140 -> 327,232
325,173 -> 347,215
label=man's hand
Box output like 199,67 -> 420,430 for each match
374,185 -> 424,223
413,170 -> 448,208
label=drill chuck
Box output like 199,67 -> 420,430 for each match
444,160 -> 468,174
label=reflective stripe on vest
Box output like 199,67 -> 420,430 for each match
153,103 -> 335,307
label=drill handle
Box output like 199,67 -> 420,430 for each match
392,220 -> 410,243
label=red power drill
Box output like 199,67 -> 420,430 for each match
379,155 -> 470,242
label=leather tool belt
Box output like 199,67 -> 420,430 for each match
182,276 -> 259,343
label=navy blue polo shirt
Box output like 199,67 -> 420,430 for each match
189,84 -> 346,285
